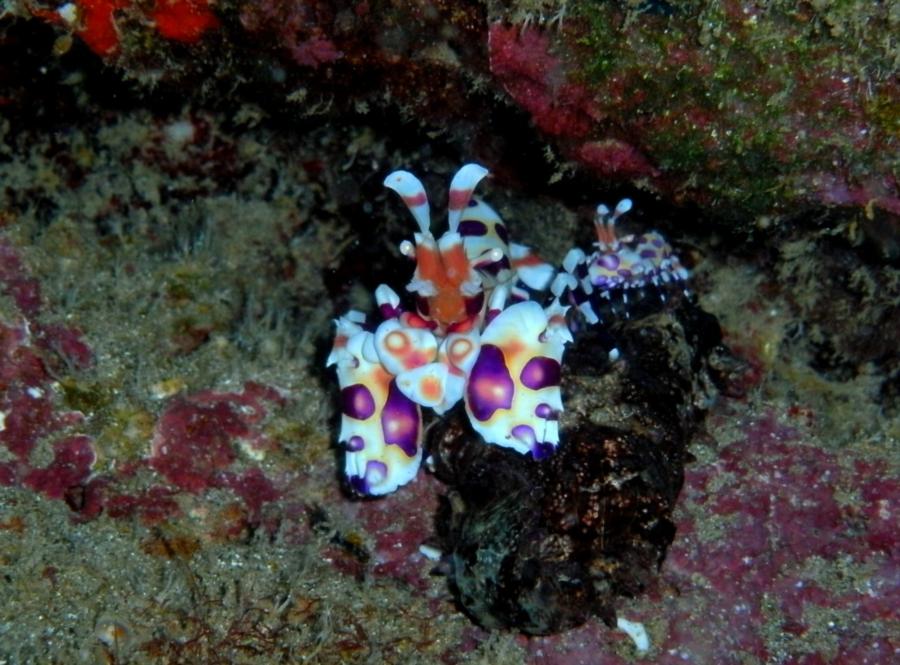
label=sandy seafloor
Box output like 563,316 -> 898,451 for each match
1,51 -> 898,665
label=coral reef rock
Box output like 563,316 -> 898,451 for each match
430,294 -> 728,634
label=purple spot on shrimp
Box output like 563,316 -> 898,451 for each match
380,303 -> 402,320
346,435 -> 365,452
467,345 -> 514,421
458,220 -> 488,236
535,403 -> 558,420
616,268 -> 633,279
465,291 -> 485,316
381,380 -> 419,457
468,198 -> 478,207
640,248 -> 658,259
494,223 -> 509,244
512,424 -> 536,447
478,255 -> 511,276
598,254 -> 620,271
347,474 -> 368,495
531,441 -> 556,460
520,356 -> 561,390
341,384 -> 376,420
347,460 -> 388,495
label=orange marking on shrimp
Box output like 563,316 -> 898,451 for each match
512,253 -> 546,267
403,192 -> 428,207
448,188 -> 470,211
420,375 -> 443,401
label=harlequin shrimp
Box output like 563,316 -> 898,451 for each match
327,307 -> 424,496
328,167 -> 726,642
327,163 -> 566,495
551,199 -> 690,357
464,297 -> 571,459
382,163 -> 555,331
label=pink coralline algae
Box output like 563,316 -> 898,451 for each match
0,239 -> 96,508
149,382 -> 284,498
238,0 -> 342,68
149,399 -> 241,493
1,235 -> 285,530
0,238 -> 43,316
351,474 -> 442,591
488,23 -> 662,182
0,239 -> 93,372
488,25 -> 596,141
104,486 -> 181,525
577,139 -> 659,180
0,321 -> 64,462
487,8 -> 899,220
150,382 -> 283,482
487,22 -> 660,182
23,435 -> 96,500
1,240 -> 92,486
659,412 -> 899,663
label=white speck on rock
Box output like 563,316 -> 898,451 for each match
617,616 -> 650,654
